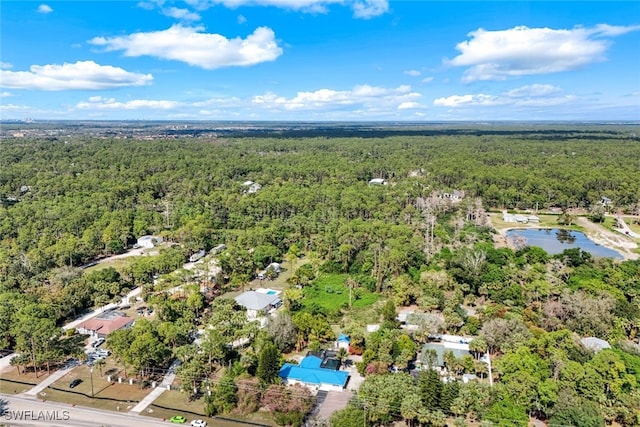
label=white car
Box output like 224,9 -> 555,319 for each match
190,420 -> 207,427
92,338 -> 105,348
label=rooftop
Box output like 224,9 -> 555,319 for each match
421,342 -> 471,367
234,290 -> 280,311
78,314 -> 134,335
280,355 -> 349,387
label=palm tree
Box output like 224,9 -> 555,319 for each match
9,354 -> 25,375
336,347 -> 349,365
95,358 -> 106,376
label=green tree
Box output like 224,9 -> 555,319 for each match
418,368 -> 442,409
257,342 -> 281,385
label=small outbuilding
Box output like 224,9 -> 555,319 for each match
580,337 -> 611,353
368,178 -> 388,186
136,235 -> 163,249
336,334 -> 350,350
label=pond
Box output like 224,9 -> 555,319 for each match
505,228 -> 623,259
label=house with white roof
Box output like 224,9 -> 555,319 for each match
136,235 -> 163,249
242,180 -> 262,194
234,289 -> 282,321
368,178 -> 388,186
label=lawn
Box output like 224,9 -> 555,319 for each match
146,390 -> 275,426
220,258 -> 308,300
0,374 -> 37,395
83,258 -> 134,274
0,362 -> 54,394
42,363 -> 151,412
302,274 -> 379,313
489,212 -> 582,231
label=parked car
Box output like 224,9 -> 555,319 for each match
170,415 -> 187,424
191,420 -> 207,427
69,379 -> 82,388
92,338 -> 105,348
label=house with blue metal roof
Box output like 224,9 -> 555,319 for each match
279,355 -> 349,392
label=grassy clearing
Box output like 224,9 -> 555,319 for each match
0,378 -> 36,395
302,274 -> 379,313
146,390 -> 275,426
489,212 -> 583,231
219,258 -> 307,300
0,365 -> 44,384
52,365 -> 151,402
34,362 -> 149,412
84,258 -> 134,273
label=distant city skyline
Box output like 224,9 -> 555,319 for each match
1,1 -> 639,121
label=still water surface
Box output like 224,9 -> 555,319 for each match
505,228 -> 623,259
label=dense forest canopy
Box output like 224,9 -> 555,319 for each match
1,128 -> 639,273
1,124 -> 639,426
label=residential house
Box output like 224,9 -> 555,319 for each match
279,351 -> 349,392
242,180 -> 262,194
502,211 -> 531,223
419,342 -> 472,374
189,249 -> 206,263
77,311 -> 135,338
257,262 -> 281,280
234,289 -> 282,321
580,337 -> 611,353
136,235 -> 163,249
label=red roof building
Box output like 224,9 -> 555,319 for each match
77,312 -> 135,338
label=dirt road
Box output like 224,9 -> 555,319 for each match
576,216 -> 639,260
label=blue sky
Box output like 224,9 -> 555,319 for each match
1,1 -> 639,121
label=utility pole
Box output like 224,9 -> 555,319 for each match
90,365 -> 95,397
486,351 -> 493,387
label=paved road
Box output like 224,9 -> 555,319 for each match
0,394 -> 169,427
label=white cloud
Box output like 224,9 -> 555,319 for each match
0,62 -> 12,70
1,91 -> 14,97
448,24 -> 640,82
76,96 -> 181,110
184,0 -> 388,18
89,25 -> 282,70
404,70 -> 421,77
163,7 -> 201,21
252,84 -> 420,111
397,101 -> 422,110
434,84 -> 574,108
0,61 -> 153,90
352,0 -> 388,19
422,77 -> 433,84
137,1 -> 158,11
504,84 -> 563,98
0,103 -> 29,111
37,4 -> 53,14
238,14 -> 247,24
